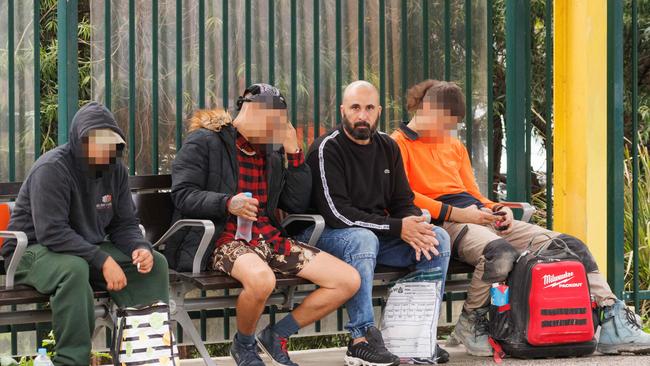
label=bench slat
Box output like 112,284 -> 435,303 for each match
0,285 -> 109,306
176,260 -> 472,291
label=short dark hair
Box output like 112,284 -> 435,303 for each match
407,79 -> 466,120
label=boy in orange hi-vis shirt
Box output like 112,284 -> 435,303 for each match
392,80 -> 650,357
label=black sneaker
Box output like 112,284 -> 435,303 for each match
256,326 -> 299,366
436,344 -> 449,363
230,336 -> 265,366
402,345 -> 450,364
364,326 -> 400,363
345,339 -> 400,366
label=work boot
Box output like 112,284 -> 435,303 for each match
448,307 -> 493,356
597,300 -> 650,355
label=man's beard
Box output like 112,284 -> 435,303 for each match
342,115 -> 378,140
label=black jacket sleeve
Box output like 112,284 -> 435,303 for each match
387,141 -> 422,219
307,143 -> 402,237
278,152 -> 312,214
29,163 -> 109,270
171,133 -> 231,220
105,165 -> 152,256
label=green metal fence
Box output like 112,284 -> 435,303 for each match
0,0 -> 564,355
611,0 -> 649,311
3,0 -> 648,356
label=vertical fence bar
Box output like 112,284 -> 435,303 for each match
269,305 -> 276,326
505,0 -> 528,202
400,0 -> 408,122
379,0 -> 386,131
422,0 -> 429,79
175,0 -> 183,151
290,0 -> 297,127
545,0 -> 553,228
8,0 -> 16,346
606,0 -> 625,298
8,0 -> 15,181
314,0 -> 320,139
223,0 -> 229,109
336,0 -> 342,125
104,0 -> 112,109
152,0 -> 159,173
128,0 -> 136,174
358,0 -> 364,79
464,0 -> 472,159
525,7 -> 532,201
487,0 -> 494,200
199,0 -> 206,108
631,0 -> 640,312
57,0 -> 78,144
444,0 -> 450,81
222,0 -> 230,338
34,0 -> 41,159
268,0 -> 275,85
198,5 -> 206,334
245,0 -> 252,87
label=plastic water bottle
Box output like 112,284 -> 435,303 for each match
421,209 -> 431,223
33,348 -> 53,366
235,192 -> 253,242
491,283 -> 510,306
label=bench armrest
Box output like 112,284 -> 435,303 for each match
500,202 -> 536,223
0,230 -> 28,289
281,214 -> 325,247
151,219 -> 215,274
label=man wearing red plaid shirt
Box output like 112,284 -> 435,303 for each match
170,84 -> 360,366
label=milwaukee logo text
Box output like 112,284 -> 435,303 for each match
543,271 -> 583,289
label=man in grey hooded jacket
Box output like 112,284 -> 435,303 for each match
1,102 -> 169,365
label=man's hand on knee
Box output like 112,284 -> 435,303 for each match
103,256 -> 127,291
401,216 -> 439,260
132,248 -> 154,274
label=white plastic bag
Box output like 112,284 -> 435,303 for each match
381,268 -> 443,362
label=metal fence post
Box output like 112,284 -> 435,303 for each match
505,0 -> 529,202
606,0 -> 625,298
57,0 -> 79,145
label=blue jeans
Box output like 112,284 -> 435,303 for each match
296,225 -> 451,339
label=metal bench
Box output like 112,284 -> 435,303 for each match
0,174 -> 532,364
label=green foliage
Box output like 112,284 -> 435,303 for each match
37,0 -> 91,153
623,138 -> 650,327
15,331 -> 54,366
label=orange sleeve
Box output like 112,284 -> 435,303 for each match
413,190 -> 453,223
458,141 -> 497,209
392,132 -> 453,223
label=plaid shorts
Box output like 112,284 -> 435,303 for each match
211,239 -> 320,276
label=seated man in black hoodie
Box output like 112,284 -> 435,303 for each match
169,84 -> 360,366
1,102 -> 170,365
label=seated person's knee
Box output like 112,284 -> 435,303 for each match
556,234 -> 598,272
433,226 -> 451,251
481,239 -> 518,283
243,267 -> 276,299
341,266 -> 362,296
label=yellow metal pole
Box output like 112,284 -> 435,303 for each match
553,0 -> 608,273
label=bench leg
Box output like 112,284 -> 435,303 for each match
173,308 -> 218,366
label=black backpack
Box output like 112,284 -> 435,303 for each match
488,235 -> 599,359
